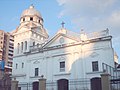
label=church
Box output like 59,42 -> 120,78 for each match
12,5 -> 116,90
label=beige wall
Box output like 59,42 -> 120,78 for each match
0,30 -> 14,75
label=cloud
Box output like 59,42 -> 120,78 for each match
56,0 -> 120,58
58,10 -> 65,18
56,0 -> 120,35
57,0 -> 116,16
107,10 -> 120,28
57,0 -> 67,5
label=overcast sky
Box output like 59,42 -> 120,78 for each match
0,0 -> 120,61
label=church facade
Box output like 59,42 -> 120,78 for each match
12,5 -> 116,90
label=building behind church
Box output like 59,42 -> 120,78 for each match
12,5 -> 118,90
0,30 -> 13,78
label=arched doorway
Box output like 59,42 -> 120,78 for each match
91,77 -> 101,90
33,81 -> 39,90
57,79 -> 69,90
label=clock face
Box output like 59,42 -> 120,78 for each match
59,37 -> 64,44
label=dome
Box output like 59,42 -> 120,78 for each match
21,5 -> 42,18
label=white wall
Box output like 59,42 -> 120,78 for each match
12,37 -> 114,84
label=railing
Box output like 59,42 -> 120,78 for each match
102,63 -> 115,76
18,82 -> 32,90
87,29 -> 109,39
46,81 -> 57,90
46,79 -> 91,90
102,63 -> 120,78
0,85 -> 11,90
102,63 -> 120,90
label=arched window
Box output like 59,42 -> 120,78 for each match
22,63 -> 24,68
21,42 -> 23,52
30,17 -> 33,21
17,43 -> 20,54
41,37 -> 43,40
16,63 -> 18,69
23,18 -> 25,21
25,41 -> 27,50
33,42 -> 35,46
37,36 -> 40,39
39,20 -> 40,23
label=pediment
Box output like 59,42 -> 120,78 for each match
16,26 -> 28,34
16,22 -> 37,34
44,33 -> 79,48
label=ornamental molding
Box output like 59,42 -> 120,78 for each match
33,60 -> 40,64
90,52 -> 99,58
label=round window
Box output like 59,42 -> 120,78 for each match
59,37 -> 64,44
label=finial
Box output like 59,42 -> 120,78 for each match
106,28 -> 109,31
41,75 -> 44,78
80,28 -> 84,34
61,21 -> 65,28
106,28 -> 109,35
30,4 -> 34,9
14,77 -> 16,80
81,28 -> 84,32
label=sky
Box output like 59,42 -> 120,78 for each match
0,0 -> 120,62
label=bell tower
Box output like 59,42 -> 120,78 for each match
13,5 -> 49,56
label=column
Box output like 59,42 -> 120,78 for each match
101,73 -> 111,90
39,78 -> 46,90
11,79 -> 19,90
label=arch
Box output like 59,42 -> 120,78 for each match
23,18 -> 25,21
91,77 -> 101,90
57,79 -> 69,90
41,37 -> 43,40
37,36 -> 40,39
38,20 -> 40,23
30,17 -> 33,21
32,81 -> 39,90
25,41 -> 27,50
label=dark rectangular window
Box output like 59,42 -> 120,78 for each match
10,39 -> 14,42
92,61 -> 99,71
60,61 -> 65,72
35,68 -> 39,76
8,53 -> 13,56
